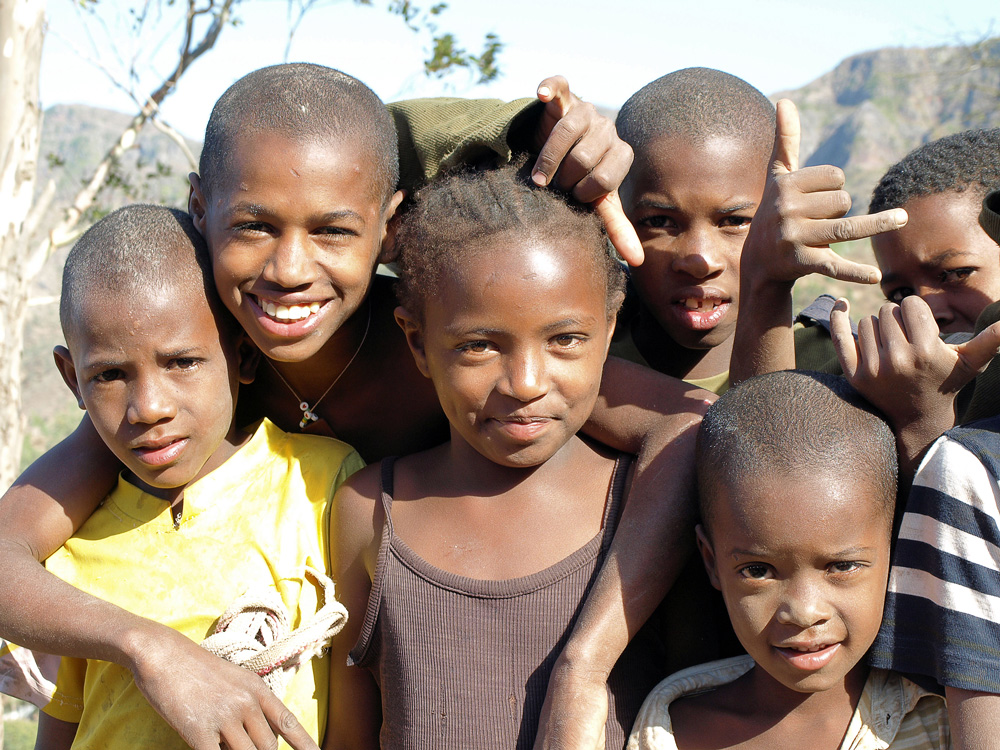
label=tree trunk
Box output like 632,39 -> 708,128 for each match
0,0 -> 46,494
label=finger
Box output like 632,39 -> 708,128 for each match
786,164 -> 847,193
533,76 -> 577,186
244,710 -> 280,750
594,191 -> 643,266
897,294 -> 941,350
876,301 -> 908,353
857,314 -> 881,378
551,113 -> 610,193
799,246 -> 882,285
955,320 -> 1000,374
830,298 -> 859,378
570,140 -> 633,203
261,693 -> 319,750
219,724 -> 258,750
808,208 -> 908,247
770,99 -> 800,174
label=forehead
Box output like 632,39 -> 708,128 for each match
70,279 -> 221,353
874,190 -> 993,268
710,469 -> 890,553
208,130 -> 385,212
624,134 -> 767,210
430,237 -> 608,327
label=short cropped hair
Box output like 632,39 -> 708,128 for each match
616,67 -> 775,160
394,159 -> 626,320
60,205 -> 229,339
696,370 -> 897,531
870,128 -> 1000,214
200,63 -> 399,203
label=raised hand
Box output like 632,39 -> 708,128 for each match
831,295 -> 1000,475
742,99 -> 906,286
531,76 -> 643,266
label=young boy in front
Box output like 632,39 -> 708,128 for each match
628,370 -> 949,749
34,204 -> 363,750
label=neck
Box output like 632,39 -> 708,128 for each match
743,662 -> 868,728
632,312 -> 734,381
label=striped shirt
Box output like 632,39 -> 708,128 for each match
627,655 -> 948,749
871,416 -> 1000,693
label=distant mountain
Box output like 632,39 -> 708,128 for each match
776,37 -> 1000,213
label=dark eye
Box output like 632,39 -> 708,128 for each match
552,334 -> 585,349
459,340 -> 494,355
887,287 -> 914,304
828,560 -> 862,575
941,268 -> 974,284
315,225 -> 356,237
93,369 -> 123,383
720,215 -> 752,229
739,564 -> 772,581
170,358 -> 200,370
232,221 -> 271,235
637,215 -> 677,230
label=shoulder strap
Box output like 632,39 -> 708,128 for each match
600,454 -> 633,552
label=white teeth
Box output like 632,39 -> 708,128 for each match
258,298 -> 322,321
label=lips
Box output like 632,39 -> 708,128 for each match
131,437 -> 189,467
491,416 -> 553,442
247,294 -> 329,338
774,642 -> 841,671
669,288 -> 733,332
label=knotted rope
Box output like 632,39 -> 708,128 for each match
201,566 -> 347,695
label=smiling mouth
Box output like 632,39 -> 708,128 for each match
679,298 -> 726,312
253,295 -> 324,322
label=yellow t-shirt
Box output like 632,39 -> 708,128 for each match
41,418 -> 364,750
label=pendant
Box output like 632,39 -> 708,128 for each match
299,405 -> 319,430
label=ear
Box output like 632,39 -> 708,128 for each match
394,305 -> 430,378
53,345 -> 85,410
378,190 -> 407,265
695,524 -> 721,591
235,333 -> 261,385
188,172 -> 208,236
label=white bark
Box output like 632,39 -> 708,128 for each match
0,0 -> 46,493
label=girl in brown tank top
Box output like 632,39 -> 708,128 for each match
328,163 -> 661,749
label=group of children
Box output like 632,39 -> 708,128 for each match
1,58 -> 1000,750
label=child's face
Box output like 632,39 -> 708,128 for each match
873,190 -> 1000,334
622,135 -> 766,351
697,469 -> 891,694
190,132 -> 403,362
399,237 -> 616,468
54,281 -> 253,496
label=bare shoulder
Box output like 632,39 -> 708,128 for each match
331,462 -> 385,570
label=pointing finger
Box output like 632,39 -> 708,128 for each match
594,191 -> 643,267
809,208 -> 908,246
533,75 -> 576,186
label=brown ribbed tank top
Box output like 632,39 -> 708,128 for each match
349,454 -> 662,749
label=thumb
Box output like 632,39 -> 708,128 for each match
830,298 -> 860,378
954,320 -> 1000,376
537,75 -> 573,118
771,99 -> 800,174
594,191 -> 643,267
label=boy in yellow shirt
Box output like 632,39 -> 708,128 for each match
32,204 -> 363,749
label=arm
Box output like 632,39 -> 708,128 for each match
729,99 -> 906,385
537,357 -> 712,749
34,713 -> 78,750
830,295 -> 1000,482
0,419 -> 321,750
947,688 -> 1000,750
326,467 -> 383,750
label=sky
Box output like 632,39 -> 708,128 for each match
39,0 -> 1000,140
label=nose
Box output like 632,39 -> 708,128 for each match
670,225 -> 726,280
915,287 -> 955,331
127,374 -> 177,425
500,347 -> 550,403
774,577 -> 832,630
262,231 -> 320,289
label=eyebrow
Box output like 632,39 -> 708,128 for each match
632,199 -> 757,214
227,202 -> 365,224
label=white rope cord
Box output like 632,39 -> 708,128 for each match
201,566 -> 348,695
